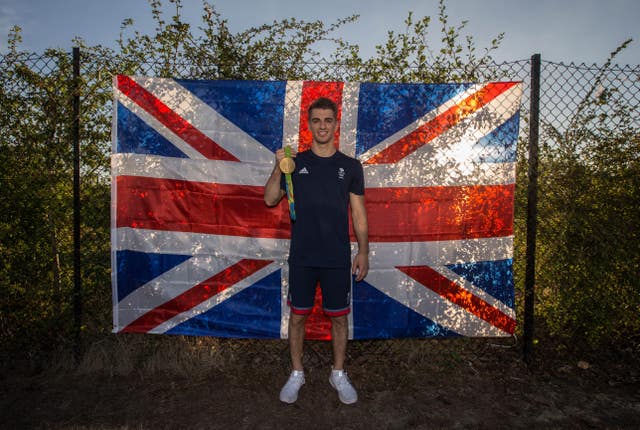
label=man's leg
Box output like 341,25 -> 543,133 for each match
328,314 -> 357,404
289,312 -> 308,370
280,312 -> 308,403
330,315 -> 348,370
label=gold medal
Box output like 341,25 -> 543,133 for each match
279,157 -> 295,174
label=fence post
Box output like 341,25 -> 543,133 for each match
72,47 -> 82,363
524,53 -> 541,365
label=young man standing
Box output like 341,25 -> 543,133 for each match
263,97 -> 369,405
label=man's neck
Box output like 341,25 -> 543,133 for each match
311,141 -> 337,158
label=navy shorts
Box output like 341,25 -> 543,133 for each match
287,266 -> 352,317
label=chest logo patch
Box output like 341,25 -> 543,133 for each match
338,167 -> 345,180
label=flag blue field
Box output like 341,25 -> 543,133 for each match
112,77 -> 523,340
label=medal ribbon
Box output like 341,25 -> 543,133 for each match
283,146 -> 296,221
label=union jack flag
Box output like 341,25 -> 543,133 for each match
112,76 -> 523,339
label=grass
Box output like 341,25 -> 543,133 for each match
57,334 -> 521,377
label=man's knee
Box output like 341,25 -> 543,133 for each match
290,313 -> 308,328
330,315 -> 348,329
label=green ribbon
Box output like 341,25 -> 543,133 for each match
284,146 -> 296,221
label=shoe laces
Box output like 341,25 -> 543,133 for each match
289,371 -> 304,384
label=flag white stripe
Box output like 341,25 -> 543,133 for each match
364,161 -> 516,188
111,152 -> 515,189
114,227 -> 511,265
368,236 -> 513,267
340,82 -> 360,159
111,153 -> 272,186
283,81 -> 303,151
113,227 -> 289,260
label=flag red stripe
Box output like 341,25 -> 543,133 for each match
365,82 -> 519,164
298,81 -> 344,152
360,184 -> 514,242
122,258 -> 272,333
288,67 -> 349,341
117,75 -> 239,161
397,265 -> 516,334
116,175 -> 291,239
117,176 -> 513,241
305,287 -> 332,340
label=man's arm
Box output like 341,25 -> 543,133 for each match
349,192 -> 369,281
264,148 -> 288,206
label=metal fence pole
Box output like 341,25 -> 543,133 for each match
72,47 -> 82,362
524,53 -> 541,365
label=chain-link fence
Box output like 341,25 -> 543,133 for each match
1,49 -> 638,364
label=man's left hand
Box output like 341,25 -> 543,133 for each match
352,252 -> 369,282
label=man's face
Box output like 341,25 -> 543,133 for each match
308,108 -> 337,145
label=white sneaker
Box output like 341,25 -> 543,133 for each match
279,370 -> 305,403
329,369 -> 358,404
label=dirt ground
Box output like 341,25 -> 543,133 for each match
2,337 -> 639,429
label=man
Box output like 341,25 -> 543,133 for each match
263,97 -> 369,405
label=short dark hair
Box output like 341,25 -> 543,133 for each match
308,97 -> 338,119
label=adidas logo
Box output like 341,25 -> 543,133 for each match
299,167 -> 309,174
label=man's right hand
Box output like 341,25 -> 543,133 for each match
275,147 -> 297,165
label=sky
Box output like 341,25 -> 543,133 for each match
0,0 -> 639,66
